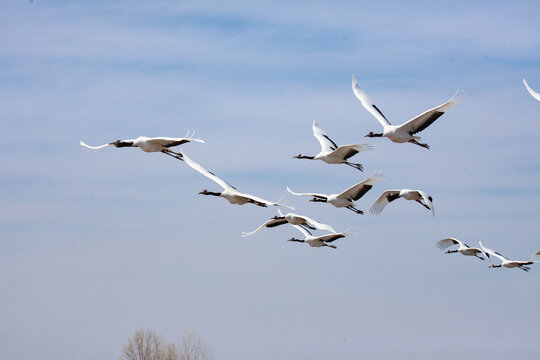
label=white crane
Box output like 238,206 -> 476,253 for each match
478,241 -> 536,272
287,224 -> 350,249
293,120 -> 372,171
182,151 -> 293,209
286,171 -> 383,214
80,131 -> 205,160
436,237 -> 485,260
352,75 -> 465,149
523,78 -> 540,101
370,189 -> 434,216
242,209 -> 336,237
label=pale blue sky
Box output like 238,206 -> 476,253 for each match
1,1 -> 539,359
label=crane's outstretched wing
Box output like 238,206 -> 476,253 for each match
418,190 -> 435,216
146,135 -> 205,148
241,217 -> 289,237
436,237 -> 463,250
312,120 -> 338,153
338,171 -> 384,201
352,75 -> 391,128
327,143 -> 372,160
478,241 -> 508,265
369,190 -> 401,215
398,90 -> 466,135
80,140 -> 114,150
297,214 -> 336,233
234,191 -> 295,210
286,187 -> 328,200
523,78 -> 540,101
291,224 -> 311,239
318,232 -> 349,243
181,151 -> 235,190
277,209 -> 336,233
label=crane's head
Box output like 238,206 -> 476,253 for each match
364,131 -> 383,138
199,189 -> 221,197
293,154 -> 315,160
110,140 -> 134,148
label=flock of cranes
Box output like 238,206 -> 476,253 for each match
81,76 -> 540,270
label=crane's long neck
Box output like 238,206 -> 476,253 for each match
295,155 -> 315,160
111,140 -> 135,148
365,132 -> 383,138
310,197 -> 327,203
200,190 -> 222,196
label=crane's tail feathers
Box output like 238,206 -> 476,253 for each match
342,226 -> 354,237
368,170 -> 385,184
353,143 -> 373,152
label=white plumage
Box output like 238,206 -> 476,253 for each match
287,224 -> 350,249
478,241 -> 536,272
80,131 -> 205,160
287,171 -> 384,214
370,189 -> 434,216
436,237 -> 484,260
523,78 -> 540,101
182,151 -> 293,209
352,75 -> 465,149
293,120 -> 372,171
242,209 -> 336,237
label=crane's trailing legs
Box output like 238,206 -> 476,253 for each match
162,149 -> 184,161
346,162 -> 364,171
346,205 -> 364,214
409,139 -> 430,149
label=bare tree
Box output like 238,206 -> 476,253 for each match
120,329 -> 210,360
162,343 -> 180,360
120,329 -> 167,360
179,331 -> 211,360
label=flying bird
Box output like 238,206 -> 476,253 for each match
293,120 -> 372,171
80,131 -> 204,160
352,75 -> 465,149
523,78 -> 540,101
287,224 -> 350,249
370,189 -> 434,216
242,209 -> 336,237
287,171 -> 383,214
182,151 -> 293,209
478,241 -> 535,272
436,237 -> 485,260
